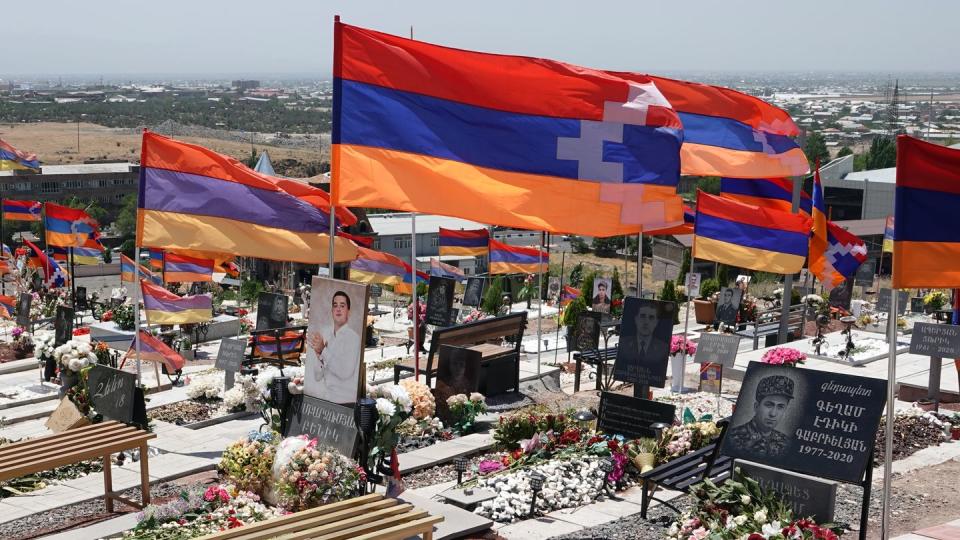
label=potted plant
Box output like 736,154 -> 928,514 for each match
924,291 -> 949,314
560,296 -> 587,352
693,278 -> 719,324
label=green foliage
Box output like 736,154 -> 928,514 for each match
243,148 -> 258,168
120,239 -> 136,259
804,131 -> 830,166
699,278 -> 720,300
865,136 -> 897,169
696,176 -> 721,195
568,262 -> 584,287
560,294 -> 588,327
481,276 -> 504,315
591,236 -> 621,257
659,280 -> 681,324
751,271 -> 779,283
569,235 -> 590,254
677,249 -> 691,286
717,264 -> 730,287
493,406 -> 577,450
836,146 -> 854,158
114,194 -> 138,238
101,249 -> 112,264
240,278 -> 265,306
415,281 -> 428,298
580,271 -> 597,305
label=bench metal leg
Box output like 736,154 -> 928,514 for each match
574,356 -> 582,393
103,453 -> 114,512
641,479 -> 649,518
393,366 -> 401,384
140,444 -> 151,506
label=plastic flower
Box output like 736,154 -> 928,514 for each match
760,347 -> 806,366
375,398 -> 396,417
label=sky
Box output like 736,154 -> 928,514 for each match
6,1 -> 960,77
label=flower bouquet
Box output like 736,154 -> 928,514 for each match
657,421 -> 721,464
760,347 -> 806,367
670,335 -> 697,356
274,436 -> 364,511
399,379 -> 435,420
186,379 -> 221,401
54,339 -> 96,373
447,392 -> 487,434
219,431 -> 280,496
11,327 -> 34,359
367,383 -> 414,459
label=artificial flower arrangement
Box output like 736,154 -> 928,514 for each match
11,326 -> 34,359
273,435 -> 365,511
462,309 -> 485,324
667,474 -> 842,540
110,302 -> 137,331
218,431 -> 280,496
924,290 -> 949,312
252,366 -> 305,432
186,379 -> 221,401
122,483 -> 282,540
494,406 -> 577,450
367,383 -> 414,459
72,327 -> 91,336
760,347 -> 806,367
93,341 -> 113,366
223,375 -> 260,413
34,333 -> 56,362
406,300 -> 427,325
399,379 -> 435,420
657,421 -> 721,464
670,335 -> 697,356
54,339 -> 97,373
447,392 -> 487,434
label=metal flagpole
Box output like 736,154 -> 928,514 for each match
881,290 -> 898,539
537,232 -> 543,375
778,175 -> 803,343
411,213 -> 419,379
554,250 -> 565,364
134,246 -> 142,385
1,201 -> 4,296
637,232 -> 643,296
680,253 -> 693,394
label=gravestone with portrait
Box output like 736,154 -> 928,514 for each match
613,297 -> 675,388
720,363 -> 886,484
876,288 -> 908,315
597,392 -> 676,439
548,276 -> 560,301
55,305 -> 75,346
86,365 -> 136,424
216,337 -> 246,390
285,395 -> 359,457
303,277 -> 369,405
735,460 -> 838,523
425,276 -> 456,327
462,277 -> 485,307
694,333 -> 740,368
910,297 -> 926,314
591,277 -> 612,314
853,262 -> 875,288
573,312 -> 601,352
255,292 -> 288,331
75,286 -> 88,311
433,345 -> 482,426
714,287 -> 742,325
16,292 -> 31,328
684,272 -> 701,298
828,280 -> 854,312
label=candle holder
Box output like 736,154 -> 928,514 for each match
574,410 -> 596,431
597,457 -> 614,497
454,456 -> 469,487
528,471 -> 546,517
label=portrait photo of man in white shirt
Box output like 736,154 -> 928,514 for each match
304,277 -> 367,405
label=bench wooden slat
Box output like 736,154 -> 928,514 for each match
339,515 -> 443,540
0,421 -> 133,456
271,504 -> 420,540
193,494 -> 387,540
0,432 -> 154,481
0,425 -> 144,465
308,509 -> 431,540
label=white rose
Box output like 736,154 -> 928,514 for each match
741,495 -> 751,505
68,358 -> 82,372
734,515 -> 747,526
376,398 -> 395,417
753,509 -> 767,523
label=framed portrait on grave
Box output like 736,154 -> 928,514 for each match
75,286 -> 88,311
303,277 -> 369,406
425,276 -> 455,327
55,305 -> 75,346
462,277 -> 485,307
715,287 -> 743,325
548,277 -> 560,300
433,345 -> 482,426
592,277 -> 612,314
829,281 -> 854,312
15,292 -> 31,328
574,312 -> 602,352
613,297 -> 675,388
255,292 -> 288,331
720,363 -> 886,483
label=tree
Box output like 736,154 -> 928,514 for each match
865,137 -> 896,170
836,146 -> 854,158
102,248 -> 112,264
591,236 -> 621,257
804,132 -> 830,166
569,235 -> 590,254
115,194 -> 138,238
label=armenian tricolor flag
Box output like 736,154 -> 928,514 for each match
163,252 -> 213,283
337,230 -> 374,248
44,202 -> 99,248
430,258 -> 465,281
489,239 -> 549,275
560,285 -> 581,307
350,247 -> 410,285
2,200 -> 42,222
882,216 -> 894,253
138,132 -> 358,264
140,279 -> 212,325
253,331 -> 303,359
893,136 -> 960,288
125,330 -> 186,374
51,245 -> 102,265
24,238 -> 69,287
809,168 -> 867,289
0,138 -> 39,171
333,21 -> 685,237
120,254 -> 160,284
0,295 -> 15,319
693,191 -> 811,274
719,178 -> 812,216
394,268 -> 430,296
439,228 -> 489,257
148,248 -> 164,271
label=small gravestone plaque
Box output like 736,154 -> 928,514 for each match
876,288 -> 908,315
75,287 -> 88,311
573,312 -> 601,352
853,262 -> 875,288
87,365 -> 136,424
910,323 -> 960,358
425,276 -> 455,327
910,297 -> 926,314
369,284 -> 382,298
216,337 -> 246,373
720,363 -> 887,483
15,292 -> 31,328
694,333 -> 741,368
735,460 -> 837,523
462,277 -> 485,307
55,305 -> 75,346
285,395 -> 359,457
448,307 -> 460,325
434,345 -> 482,426
597,392 -> 676,439
256,292 -> 288,331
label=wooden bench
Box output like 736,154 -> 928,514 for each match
0,421 -> 156,512
572,346 -> 618,393
639,419 -> 731,518
393,312 -> 527,394
196,493 -> 443,540
734,304 -> 807,350
247,325 -> 308,368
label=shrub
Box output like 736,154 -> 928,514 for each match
481,276 -> 504,315
699,278 -> 720,300
660,280 -> 680,324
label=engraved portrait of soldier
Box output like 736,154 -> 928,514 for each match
728,374 -> 795,459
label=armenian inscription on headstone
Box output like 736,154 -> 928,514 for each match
735,460 -> 838,523
285,395 -> 358,457
720,363 -> 886,483
462,277 -> 485,307
910,323 -> 960,358
597,392 -> 676,439
694,333 -> 741,368
86,365 -> 136,424
425,276 -> 455,327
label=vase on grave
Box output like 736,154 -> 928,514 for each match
632,452 -> 656,473
43,356 -> 57,381
693,300 -> 715,324
670,352 -> 685,393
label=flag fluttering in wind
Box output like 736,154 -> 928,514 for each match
693,191 -> 811,274
430,258 -> 466,282
349,247 -> 411,285
809,167 -> 866,289
489,239 -> 549,275
23,238 -> 69,287
882,216 -> 894,254
140,279 -> 212,325
163,252 -> 213,283
120,254 -> 160,284
2,200 -> 42,221
893,136 -> 960,288
125,330 -> 185,374
439,228 -> 489,257
560,285 -> 581,307
148,248 -> 164,271
50,245 -> 102,265
720,177 -> 812,217
0,139 -> 39,171
44,202 -> 99,248
138,132 -> 358,264
645,204 -> 695,236
333,21 -> 685,236
0,295 -> 15,319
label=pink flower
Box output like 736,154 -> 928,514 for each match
691,527 -> 709,540
761,347 -> 806,366
670,335 -> 697,355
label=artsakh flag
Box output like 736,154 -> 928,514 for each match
893,136 -> 960,288
809,167 -> 866,289
0,138 -> 39,171
439,228 -> 489,257
44,202 -> 99,248
120,254 -> 160,284
140,279 -> 212,325
646,204 -> 695,236
2,200 -> 42,221
24,238 -> 69,287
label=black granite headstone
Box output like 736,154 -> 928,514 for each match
462,277 -> 485,307
910,322 -> 960,358
87,365 -> 136,424
694,333 -> 741,368
910,297 -> 926,314
285,395 -> 359,458
720,363 -> 886,483
876,288 -> 908,315
75,287 -> 88,311
828,280 -> 854,312
613,298 -> 674,388
735,460 -> 837,523
434,345 -> 482,426
215,337 -> 246,373
853,262 -> 875,288
597,392 -> 676,439
369,284 -> 382,298
15,292 -> 31,328
55,305 -> 75,346
256,292 -> 288,331
573,312 -> 602,352
425,276 -> 455,327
